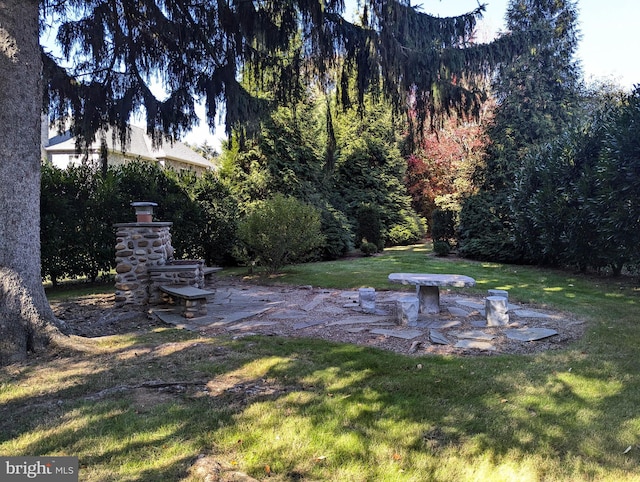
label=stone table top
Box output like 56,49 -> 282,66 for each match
388,273 -> 476,288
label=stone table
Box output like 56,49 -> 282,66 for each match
388,273 -> 476,314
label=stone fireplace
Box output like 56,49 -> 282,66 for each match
114,202 -> 206,307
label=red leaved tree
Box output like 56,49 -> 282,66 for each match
405,102 -> 494,234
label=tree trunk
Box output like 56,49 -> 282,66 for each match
0,0 -> 64,365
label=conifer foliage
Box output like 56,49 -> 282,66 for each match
458,0 -> 582,262
41,0 -> 516,146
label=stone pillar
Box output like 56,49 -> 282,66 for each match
486,296 -> 509,326
114,221 -> 174,307
417,285 -> 440,314
358,288 -> 376,314
395,296 -> 419,326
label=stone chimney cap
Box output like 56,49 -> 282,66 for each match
131,202 -> 158,208
131,201 -> 158,222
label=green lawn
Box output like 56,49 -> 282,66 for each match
3,245 -> 640,481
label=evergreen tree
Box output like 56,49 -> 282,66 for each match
41,0 -> 525,148
459,0 -> 582,262
1,0 -> 61,364
595,87 -> 640,274
331,98 -> 424,247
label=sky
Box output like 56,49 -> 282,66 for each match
422,0 -> 639,89
180,0 -> 640,145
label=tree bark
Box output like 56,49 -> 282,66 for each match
0,0 -> 64,364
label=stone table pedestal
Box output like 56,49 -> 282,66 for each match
388,273 -> 476,314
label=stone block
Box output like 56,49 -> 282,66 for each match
395,295 -> 419,326
488,289 -> 509,300
116,264 -> 132,273
486,296 -> 509,326
358,288 -> 376,313
115,283 -> 139,291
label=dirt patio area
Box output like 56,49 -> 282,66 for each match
51,278 -> 586,357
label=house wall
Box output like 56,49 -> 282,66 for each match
163,158 -> 209,175
49,151 -> 156,170
47,151 -> 211,174
49,153 -> 86,169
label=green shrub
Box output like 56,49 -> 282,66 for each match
355,204 -> 384,250
458,192 -> 523,262
193,171 -> 239,266
41,164 -> 73,285
433,240 -> 451,257
41,164 -> 115,283
360,240 -> 378,256
236,194 -> 325,273
387,211 -> 427,246
431,209 -> 456,243
319,205 -> 354,260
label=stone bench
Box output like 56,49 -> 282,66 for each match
159,285 -> 215,318
202,266 -> 223,284
203,266 -> 223,276
388,273 -> 476,314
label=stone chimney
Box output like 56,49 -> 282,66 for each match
114,202 -> 173,307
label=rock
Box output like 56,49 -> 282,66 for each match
505,328 -> 558,341
454,340 -> 497,351
455,330 -> 496,341
429,330 -> 451,345
370,328 -> 423,339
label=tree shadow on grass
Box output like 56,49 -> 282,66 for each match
1,325 -> 640,481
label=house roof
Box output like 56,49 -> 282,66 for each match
45,124 -> 214,169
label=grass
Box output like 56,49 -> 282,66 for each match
45,279 -> 115,301
2,244 -> 640,481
